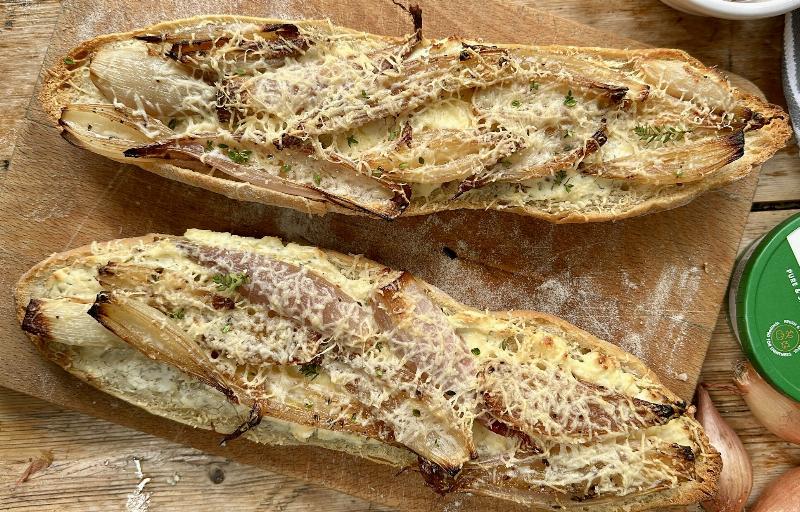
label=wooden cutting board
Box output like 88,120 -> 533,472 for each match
0,0 -> 760,509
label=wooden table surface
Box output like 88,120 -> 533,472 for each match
1,1 -> 799,510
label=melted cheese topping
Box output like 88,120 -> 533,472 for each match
56,18 -> 755,218
26,230 -> 712,506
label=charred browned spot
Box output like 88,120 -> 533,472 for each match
645,402 -> 680,419
262,23 -> 301,37
275,134 -> 307,151
417,456 -> 462,495
21,300 -> 49,338
725,130 -> 745,164
482,411 -> 542,454
397,122 -> 413,148
391,2 -> 423,40
570,484 -> 599,502
211,295 -> 236,310
673,443 -> 696,461
220,402 -> 263,446
134,34 -> 167,43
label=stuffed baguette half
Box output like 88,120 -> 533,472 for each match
16,230 -> 719,510
41,14 -> 789,222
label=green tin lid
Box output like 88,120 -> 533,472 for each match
733,213 -> 800,402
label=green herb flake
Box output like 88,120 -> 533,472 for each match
313,173 -> 322,186
412,408 -> 421,417
418,157 -> 425,165
563,129 -> 573,138
281,163 -> 292,174
305,401 -> 313,409
235,68 -> 247,76
374,341 -> 383,351
563,90 -> 577,107
346,134 -> 359,147
511,99 -> 521,108
222,323 -> 233,333
553,169 -> 568,186
499,158 -> 512,168
633,124 -> 693,145
388,127 -> 400,141
398,162 -> 409,169
218,143 -> 229,149
227,148 -> 252,164
205,140 -> 214,152
212,272 -> 249,293
360,90 -> 369,100
376,368 -> 384,377
529,81 -> 540,91
63,57 -> 75,66
169,308 -> 185,320
564,183 -> 574,192
299,362 -> 321,380
471,347 -> 481,356
501,339 -> 508,351
167,118 -> 177,130
676,170 -> 685,178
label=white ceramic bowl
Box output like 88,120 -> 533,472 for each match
661,0 -> 800,19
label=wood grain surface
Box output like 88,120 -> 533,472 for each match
1,0 -> 798,510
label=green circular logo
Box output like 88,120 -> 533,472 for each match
767,320 -> 800,356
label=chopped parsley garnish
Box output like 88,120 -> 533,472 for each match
235,68 -> 247,76
388,127 -> 400,141
398,162 -> 409,169
360,90 -> 369,99
217,143 -> 229,149
376,368 -> 384,377
205,140 -> 214,152
346,134 -> 358,147
169,308 -> 185,320
471,347 -> 481,356
312,172 -> 322,185
563,90 -> 577,107
563,129 -> 573,138
511,99 -> 521,108
412,408 -> 421,417
305,401 -> 313,409
281,163 -> 292,174
633,124 -> 693,145
553,169 -> 574,192
212,272 -> 249,292
372,167 -> 384,177
226,148 -> 252,164
374,341 -> 383,351
299,362 -> 320,380
529,81 -> 540,91
418,156 -> 425,165
167,118 -> 177,130
501,339 -> 508,350
63,57 -> 75,65
221,323 -> 232,333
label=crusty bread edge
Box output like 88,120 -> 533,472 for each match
13,234 -> 720,510
39,15 -> 791,223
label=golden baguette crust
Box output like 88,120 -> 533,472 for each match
14,234 -> 720,511
40,15 -> 790,223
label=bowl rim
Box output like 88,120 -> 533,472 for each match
670,0 -> 800,18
